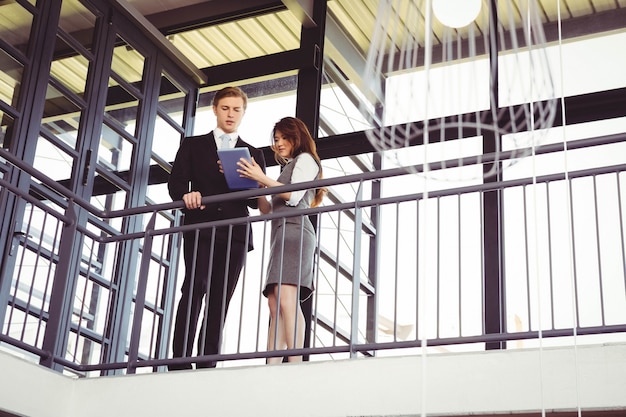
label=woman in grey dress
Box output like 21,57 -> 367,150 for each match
237,117 -> 325,363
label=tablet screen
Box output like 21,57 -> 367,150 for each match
217,147 -> 259,191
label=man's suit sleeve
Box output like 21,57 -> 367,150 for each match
168,138 -> 191,202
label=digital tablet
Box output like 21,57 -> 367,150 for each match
217,147 -> 259,191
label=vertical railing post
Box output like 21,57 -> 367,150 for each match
126,212 -> 157,374
40,200 -> 78,370
366,154 -> 383,346
483,0 -> 506,350
349,181 -> 364,357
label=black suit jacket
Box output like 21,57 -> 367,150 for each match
168,131 -> 266,249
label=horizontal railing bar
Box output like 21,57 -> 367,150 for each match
52,323 -> 626,374
3,131 -> 624,221
101,162 -> 626,242
4,304 -> 626,375
92,161 -> 626,245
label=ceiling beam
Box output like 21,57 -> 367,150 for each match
145,0 -> 285,35
200,50 -> 302,87
198,75 -> 298,107
546,7 -> 626,41
281,0 -> 316,28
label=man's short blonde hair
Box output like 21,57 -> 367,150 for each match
212,86 -> 248,110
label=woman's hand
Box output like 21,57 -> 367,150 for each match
237,157 -> 266,186
239,157 -> 284,194
238,157 -> 272,214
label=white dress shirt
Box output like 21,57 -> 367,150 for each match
285,152 -> 320,206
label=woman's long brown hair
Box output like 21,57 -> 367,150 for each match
272,117 -> 326,207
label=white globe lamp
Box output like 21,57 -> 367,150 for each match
432,0 -> 482,28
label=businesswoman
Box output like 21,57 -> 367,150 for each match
237,116 -> 325,363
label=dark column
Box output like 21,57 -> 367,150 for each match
294,0 -> 328,360
483,0 -> 506,350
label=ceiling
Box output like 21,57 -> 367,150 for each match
1,0 -> 626,129
0,0 -> 626,146
127,0 -> 626,135
127,0 -> 626,89
128,0 -> 626,62
1,0 -> 625,194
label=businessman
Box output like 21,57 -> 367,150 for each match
167,86 -> 266,370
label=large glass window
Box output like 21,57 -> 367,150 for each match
34,82 -> 83,177
0,110 -> 15,150
151,114 -> 183,166
0,49 -> 24,109
105,80 -> 140,132
0,1 -> 34,56
59,0 -> 97,52
33,132 -> 75,181
92,35 -> 146,213
158,73 -> 185,124
111,35 -> 145,90
0,0 -> 195,373
50,34 -> 91,98
98,122 -> 135,173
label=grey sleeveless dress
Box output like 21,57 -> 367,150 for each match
262,153 -> 319,301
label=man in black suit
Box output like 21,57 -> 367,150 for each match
167,86 -> 266,370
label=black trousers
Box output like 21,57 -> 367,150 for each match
170,231 -> 246,370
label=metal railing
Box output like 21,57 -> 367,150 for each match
1,134 -> 625,377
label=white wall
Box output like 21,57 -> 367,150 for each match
0,350 -> 74,417
2,343 -> 626,417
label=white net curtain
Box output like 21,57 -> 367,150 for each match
362,0 -> 559,181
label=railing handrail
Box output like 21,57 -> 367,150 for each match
2,133 -> 625,376
2,130 -> 624,222
3,146 -> 626,246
